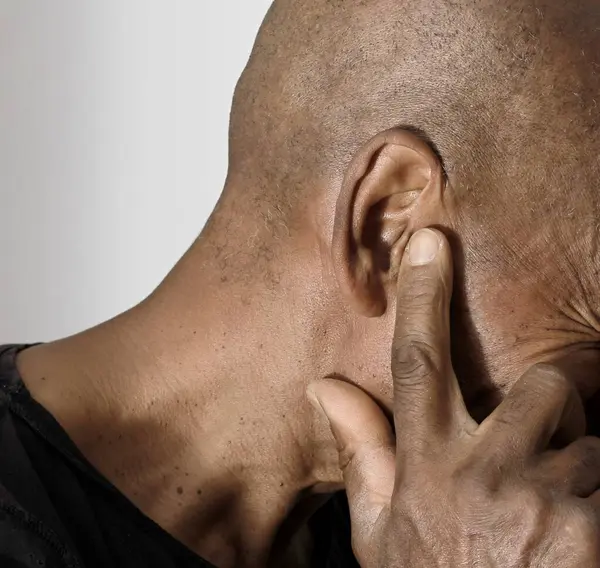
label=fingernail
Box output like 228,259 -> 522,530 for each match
408,229 -> 441,266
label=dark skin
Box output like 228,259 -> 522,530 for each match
14,1 -> 600,565
230,0 -> 600,412
312,229 -> 600,567
221,0 -> 600,431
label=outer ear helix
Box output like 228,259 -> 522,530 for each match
331,128 -> 445,318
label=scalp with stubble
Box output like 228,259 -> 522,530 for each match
211,0 -> 600,323
203,0 -> 600,401
226,0 -> 600,225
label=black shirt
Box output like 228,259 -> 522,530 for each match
0,344 -> 357,567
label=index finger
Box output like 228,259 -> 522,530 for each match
392,229 -> 471,455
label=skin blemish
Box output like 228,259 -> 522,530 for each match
177,486 -> 184,495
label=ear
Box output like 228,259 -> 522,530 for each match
332,128 -> 445,317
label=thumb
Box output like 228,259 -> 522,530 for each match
308,378 -> 396,544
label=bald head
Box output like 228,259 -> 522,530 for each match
197,1 -> 600,411
228,0 -> 600,219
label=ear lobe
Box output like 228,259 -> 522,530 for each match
332,128 -> 445,317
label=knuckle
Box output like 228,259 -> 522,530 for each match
517,488 -> 552,524
572,436 -> 600,468
450,461 -> 499,508
529,363 -> 570,396
535,438 -> 600,497
398,275 -> 445,312
506,489 -> 586,554
337,441 -> 355,474
451,465 -> 550,527
561,502 -> 600,543
392,337 -> 440,385
390,480 -> 434,519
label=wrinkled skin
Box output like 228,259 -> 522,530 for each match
310,229 -> 600,567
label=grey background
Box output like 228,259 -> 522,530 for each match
0,1 -> 272,342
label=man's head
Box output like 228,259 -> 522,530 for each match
196,0 -> 600,416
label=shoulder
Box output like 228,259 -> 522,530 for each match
0,344 -> 31,396
0,346 -> 79,567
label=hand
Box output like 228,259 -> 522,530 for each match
309,228 -> 600,567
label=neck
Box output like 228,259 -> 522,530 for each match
17,236 -> 343,567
